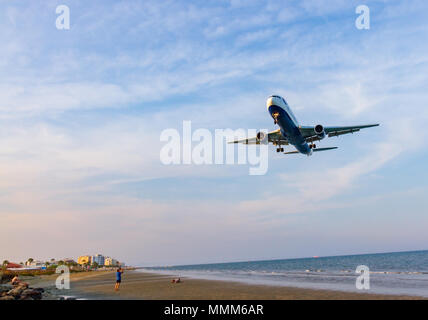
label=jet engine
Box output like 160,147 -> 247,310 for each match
314,124 -> 326,139
256,131 -> 266,142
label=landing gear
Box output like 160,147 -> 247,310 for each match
309,144 -> 317,149
273,112 -> 279,125
276,147 -> 284,152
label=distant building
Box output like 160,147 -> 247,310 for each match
77,255 -> 92,265
91,254 -> 105,266
63,258 -> 77,265
6,262 -> 24,269
104,257 -> 119,266
25,260 -> 44,267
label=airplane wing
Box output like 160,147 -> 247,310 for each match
299,124 -> 379,142
228,129 -> 289,145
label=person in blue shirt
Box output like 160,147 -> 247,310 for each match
114,267 -> 123,291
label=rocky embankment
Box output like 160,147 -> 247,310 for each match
0,282 -> 45,300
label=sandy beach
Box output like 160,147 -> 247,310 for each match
25,270 -> 425,300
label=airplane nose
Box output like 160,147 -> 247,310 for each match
266,97 -> 274,110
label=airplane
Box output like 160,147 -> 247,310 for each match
229,95 -> 379,156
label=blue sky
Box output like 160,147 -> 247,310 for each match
1,0 -> 428,266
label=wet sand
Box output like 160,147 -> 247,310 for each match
29,270 -> 425,300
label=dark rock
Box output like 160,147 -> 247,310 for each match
0,284 -> 13,291
7,286 -> 25,298
0,295 -> 15,300
33,287 -> 45,293
14,282 -> 29,289
21,289 -> 42,300
0,273 -> 14,284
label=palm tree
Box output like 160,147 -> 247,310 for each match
27,258 -> 34,266
1,260 -> 9,271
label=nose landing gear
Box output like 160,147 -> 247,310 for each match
273,112 -> 279,125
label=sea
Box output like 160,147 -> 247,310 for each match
142,250 -> 428,297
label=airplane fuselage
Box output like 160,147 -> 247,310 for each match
267,95 -> 312,155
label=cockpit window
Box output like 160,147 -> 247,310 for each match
270,95 -> 288,105
271,95 -> 287,104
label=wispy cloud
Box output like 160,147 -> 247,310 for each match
1,0 -> 428,264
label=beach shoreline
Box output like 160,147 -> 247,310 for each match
26,270 -> 426,300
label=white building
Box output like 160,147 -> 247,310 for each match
91,254 -> 105,266
25,260 -> 44,268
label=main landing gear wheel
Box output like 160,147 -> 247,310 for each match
309,144 -> 317,149
276,147 -> 284,152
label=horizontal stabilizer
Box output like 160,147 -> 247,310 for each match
284,147 -> 338,155
313,147 -> 338,152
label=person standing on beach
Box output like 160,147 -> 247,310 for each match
114,267 -> 123,291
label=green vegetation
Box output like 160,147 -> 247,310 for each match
1,260 -> 8,273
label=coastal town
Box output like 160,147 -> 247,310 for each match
1,254 -> 127,300
1,254 -> 124,271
